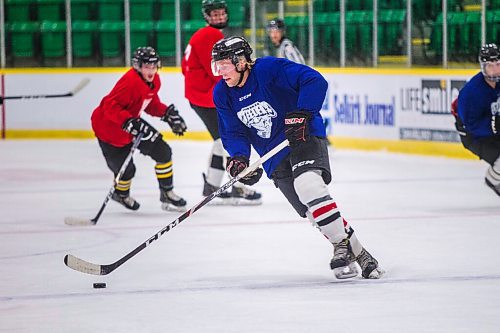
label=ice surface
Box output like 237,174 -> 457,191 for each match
1,140 -> 499,332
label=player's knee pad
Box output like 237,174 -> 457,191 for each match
149,140 -> 172,164
211,138 -> 225,156
122,163 -> 136,181
293,170 -> 331,207
209,139 -> 225,171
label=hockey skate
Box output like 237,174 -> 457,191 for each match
160,189 -> 187,212
356,248 -> 385,279
330,238 -> 359,279
111,192 -> 140,211
230,184 -> 262,206
485,166 -> 500,196
202,173 -> 233,205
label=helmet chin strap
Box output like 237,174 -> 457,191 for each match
209,22 -> 227,29
235,63 -> 248,86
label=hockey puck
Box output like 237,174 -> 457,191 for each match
93,282 -> 106,289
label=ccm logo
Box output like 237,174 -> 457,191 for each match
292,160 -> 315,171
285,117 -> 305,125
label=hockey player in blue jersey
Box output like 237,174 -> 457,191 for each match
453,43 -> 500,196
211,36 -> 384,279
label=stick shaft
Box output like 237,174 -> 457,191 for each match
91,133 -> 144,224
64,140 -> 289,275
1,78 -> 90,100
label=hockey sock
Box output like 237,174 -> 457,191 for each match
205,139 -> 226,187
342,218 -> 363,257
155,161 -> 173,190
294,171 -> 347,244
115,179 -> 132,196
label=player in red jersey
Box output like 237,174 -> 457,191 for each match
91,46 -> 188,212
181,0 -> 262,205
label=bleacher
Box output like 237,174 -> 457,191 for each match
4,0 -> 247,66
2,0 -> 499,67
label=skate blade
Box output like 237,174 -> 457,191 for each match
333,264 -> 359,279
231,198 -> 263,206
64,216 -> 95,226
161,203 -> 187,212
366,267 -> 386,279
207,198 -> 235,206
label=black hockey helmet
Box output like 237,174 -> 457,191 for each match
479,43 -> 500,82
212,36 -> 253,64
202,0 -> 227,17
267,18 -> 286,31
132,46 -> 161,70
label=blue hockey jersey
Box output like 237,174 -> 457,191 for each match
457,72 -> 500,139
213,57 -> 328,177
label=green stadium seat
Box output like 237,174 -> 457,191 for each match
130,21 -> 155,52
98,0 -> 124,21
430,12 -> 467,58
345,11 -> 372,55
189,0 -> 202,21
8,21 -> 39,57
315,12 -> 340,62
324,0 -> 339,12
72,20 -> 98,57
40,20 -> 66,58
463,11 -> 481,58
71,0 -> 95,21
347,0 -> 367,10
181,20 -> 206,48
486,10 -> 500,43
489,0 -> 500,9
155,20 -> 176,57
158,0 -> 176,20
37,0 -> 64,21
379,9 -> 406,55
284,15 -> 309,56
99,21 -> 124,57
380,0 -> 405,9
130,0 -> 156,21
226,0 -> 245,27
6,0 -> 32,22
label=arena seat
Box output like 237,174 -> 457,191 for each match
72,20 -> 98,58
8,21 -> 39,57
155,20 -> 176,57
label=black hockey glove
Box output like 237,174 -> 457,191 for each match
161,104 -> 187,136
226,156 -> 263,186
123,117 -> 152,137
285,111 -> 311,147
492,115 -> 500,135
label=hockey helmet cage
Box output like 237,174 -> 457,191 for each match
202,0 -> 227,17
132,46 -> 161,70
479,43 -> 500,82
267,18 -> 286,31
212,36 -> 253,63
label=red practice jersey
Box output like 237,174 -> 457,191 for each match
182,25 -> 223,108
91,68 -> 167,147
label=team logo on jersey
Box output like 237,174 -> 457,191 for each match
492,97 -> 500,116
237,101 -> 277,138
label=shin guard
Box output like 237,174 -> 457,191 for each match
294,171 -> 347,244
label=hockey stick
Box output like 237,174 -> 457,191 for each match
0,78 -> 90,102
64,132 -> 144,226
64,139 -> 289,275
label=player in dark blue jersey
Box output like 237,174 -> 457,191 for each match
211,36 -> 384,279
454,43 -> 500,196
